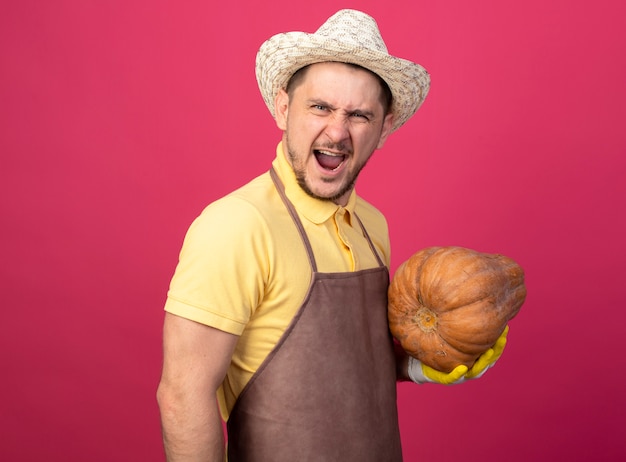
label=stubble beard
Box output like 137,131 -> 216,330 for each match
285,138 -> 367,204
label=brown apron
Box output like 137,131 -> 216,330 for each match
227,169 -> 402,461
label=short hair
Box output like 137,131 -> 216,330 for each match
285,63 -> 393,115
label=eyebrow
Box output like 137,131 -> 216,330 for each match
308,98 -> 377,119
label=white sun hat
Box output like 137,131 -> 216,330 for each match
255,9 -> 431,132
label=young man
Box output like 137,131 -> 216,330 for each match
157,10 -> 506,461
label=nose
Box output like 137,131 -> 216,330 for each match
324,113 -> 350,145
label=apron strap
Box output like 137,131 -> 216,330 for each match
270,167 -> 318,272
270,167 -> 387,272
354,214 -> 386,268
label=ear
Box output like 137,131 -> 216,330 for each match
376,113 -> 394,149
274,89 -> 289,131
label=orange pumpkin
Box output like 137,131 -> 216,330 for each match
388,246 -> 526,373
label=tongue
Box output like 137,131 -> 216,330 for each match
315,152 -> 344,170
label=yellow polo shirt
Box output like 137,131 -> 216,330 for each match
165,142 -> 390,418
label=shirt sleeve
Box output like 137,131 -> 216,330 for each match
164,195 -> 270,335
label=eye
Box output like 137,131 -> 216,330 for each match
350,112 -> 370,122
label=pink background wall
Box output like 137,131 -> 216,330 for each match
1,1 -> 625,460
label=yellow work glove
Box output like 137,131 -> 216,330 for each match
407,357 -> 468,385
408,325 -> 509,385
464,325 -> 509,380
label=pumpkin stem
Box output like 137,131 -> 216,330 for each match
414,307 -> 438,333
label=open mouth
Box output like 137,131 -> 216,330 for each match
314,150 -> 346,171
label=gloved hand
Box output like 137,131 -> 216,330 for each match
407,325 -> 509,385
464,325 -> 509,380
407,357 -> 468,385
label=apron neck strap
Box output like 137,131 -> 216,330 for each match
270,167 -> 386,271
270,167 -> 318,272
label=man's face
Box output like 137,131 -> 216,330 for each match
274,62 -> 394,206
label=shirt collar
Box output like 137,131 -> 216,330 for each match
271,142 -> 357,225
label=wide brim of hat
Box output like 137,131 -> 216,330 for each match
255,31 -> 431,132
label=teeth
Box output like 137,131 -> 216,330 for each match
315,150 -> 345,171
